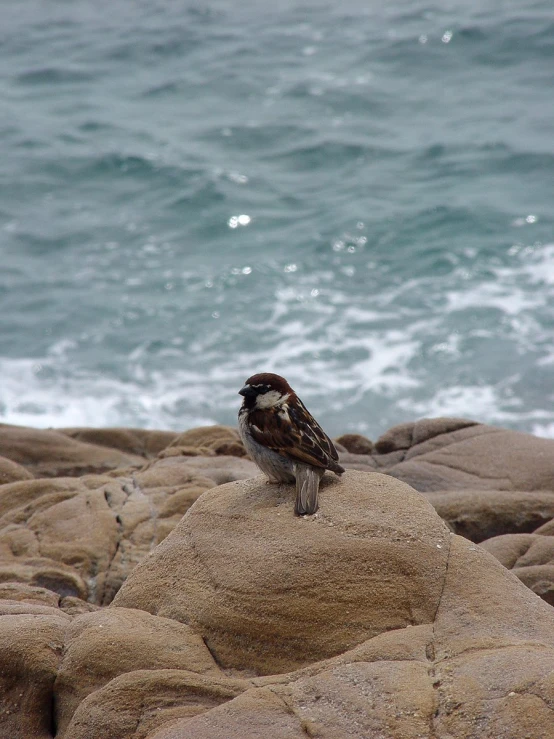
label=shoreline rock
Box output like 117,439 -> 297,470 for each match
0,418 -> 553,737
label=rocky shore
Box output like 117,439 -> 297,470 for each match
1,418 -> 553,738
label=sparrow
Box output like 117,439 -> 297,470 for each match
238,372 -> 344,515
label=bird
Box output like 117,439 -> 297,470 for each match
238,372 -> 344,515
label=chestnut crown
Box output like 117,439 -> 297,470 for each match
238,372 -> 293,402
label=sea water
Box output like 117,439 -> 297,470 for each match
1,0 -> 554,438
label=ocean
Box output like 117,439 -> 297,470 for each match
1,0 -> 554,439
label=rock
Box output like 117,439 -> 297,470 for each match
374,418 -> 478,454
64,670 -> 249,739
0,582 -> 60,607
59,427 -> 179,459
334,433 -> 373,455
113,471 -> 451,674
513,566 -> 554,606
0,424 -> 145,477
0,611 -> 67,738
140,454 -> 258,488
0,558 -> 88,600
0,455 -> 34,484
145,535 -> 554,739
374,418 -> 554,492
0,461 -> 222,608
534,518 -> 554,535
480,533 -> 554,606
147,684 -> 312,739
54,607 -> 223,735
424,489 -> 554,542
60,596 -> 101,616
166,425 -> 246,457
2,456 -> 554,738
338,451 -> 378,471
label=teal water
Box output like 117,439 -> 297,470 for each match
1,0 -> 554,437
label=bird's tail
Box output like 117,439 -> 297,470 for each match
294,465 -> 322,516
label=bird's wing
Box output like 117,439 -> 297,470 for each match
249,401 -> 340,470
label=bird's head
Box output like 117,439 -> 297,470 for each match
238,372 -> 293,410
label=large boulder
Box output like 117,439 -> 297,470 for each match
113,471 -> 451,674
366,419 -> 554,550
104,472 -> 554,739
2,467 -> 554,738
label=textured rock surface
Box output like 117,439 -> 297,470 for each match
372,417 -> 554,492
334,433 -> 373,455
0,454 -> 34,485
0,424 -> 145,478
1,419 -> 554,738
425,489 -> 554,542
0,430 -> 256,608
481,532 -> 554,606
59,427 -> 179,459
116,477 -> 554,739
0,607 -> 69,738
54,607 -> 223,736
113,471 -> 451,674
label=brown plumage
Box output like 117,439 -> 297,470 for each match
238,372 -> 344,515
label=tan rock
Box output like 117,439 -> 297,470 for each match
0,612 -> 67,738
65,670 -> 249,739
338,451 -> 378,471
0,454 -> 34,484
2,442 -> 554,739
535,517 -> 554,535
334,433 -> 373,454
424,489 -> 554,542
59,427 -> 178,458
0,581 -> 60,607
147,685 -> 312,739
0,423 -> 145,477
60,596 -> 101,616
480,532 -> 554,606
513,565 -> 554,606
0,599 -> 71,619
0,462 -> 221,609
149,566 -> 554,739
113,471 -> 451,674
54,607 -> 223,735
374,418 -> 554,492
0,557 -> 88,599
374,417 -> 478,453
166,425 -> 246,457
139,454 -> 258,488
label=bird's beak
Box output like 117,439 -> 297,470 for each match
239,384 -> 256,398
